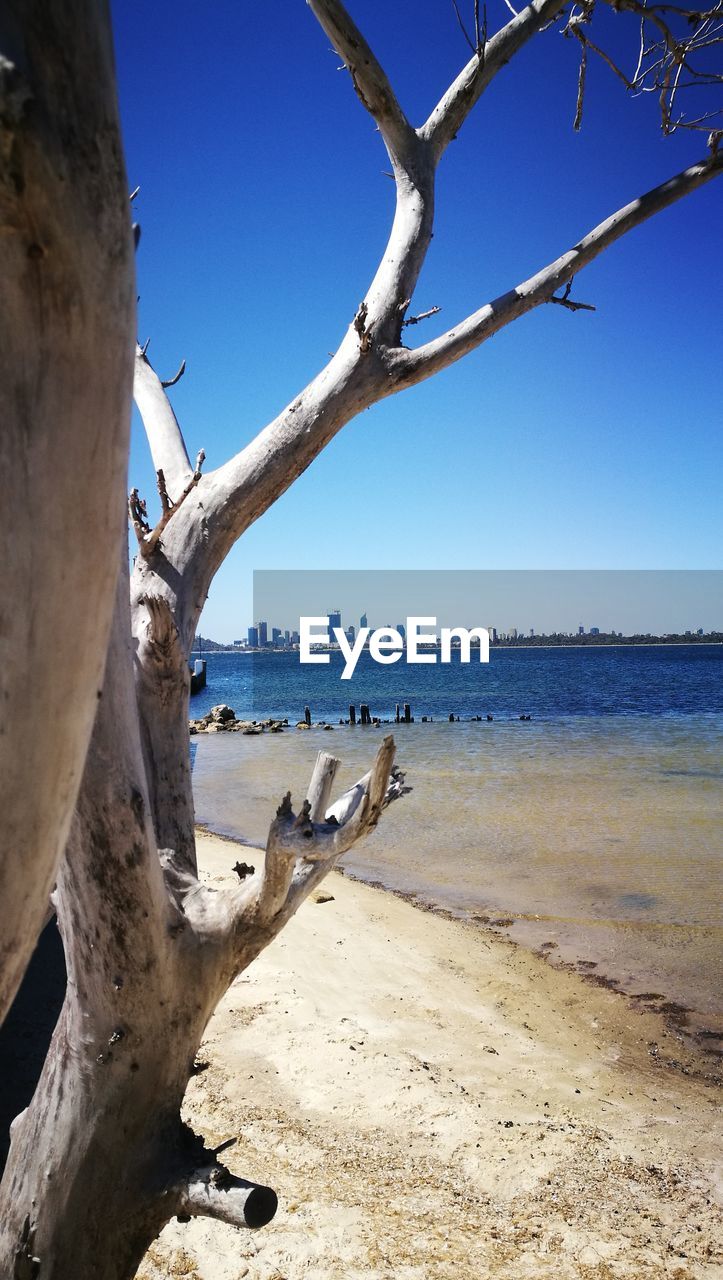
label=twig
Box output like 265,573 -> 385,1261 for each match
130,452 -> 206,558
574,41 -> 588,129
474,0 -> 488,55
128,488 -> 151,536
353,302 -> 373,353
161,359 -> 186,389
156,469 -> 172,515
451,0 -> 476,52
402,305 -> 442,327
547,279 -> 596,312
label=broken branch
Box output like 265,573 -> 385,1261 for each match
401,305 -> 442,327
128,488 -> 151,545
353,301 -> 373,352
175,1166 -> 278,1230
130,457 -> 206,559
547,278 -> 597,311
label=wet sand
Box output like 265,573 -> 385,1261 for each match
138,831 -> 722,1280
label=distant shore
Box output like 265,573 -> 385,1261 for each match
193,637 -> 723,654
138,830 -> 723,1280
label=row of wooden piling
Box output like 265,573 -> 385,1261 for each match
302,704 -> 532,725
305,703 -> 412,726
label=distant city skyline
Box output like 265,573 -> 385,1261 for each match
249,571 -> 723,642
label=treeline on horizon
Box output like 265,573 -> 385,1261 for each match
192,631 -> 723,652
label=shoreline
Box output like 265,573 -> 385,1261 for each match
196,819 -> 723,1074
192,642 -> 723,653
139,830 -> 723,1280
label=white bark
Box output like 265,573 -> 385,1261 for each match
421,0 -> 565,157
306,0 -> 416,165
0,562 -> 399,1275
0,0 -> 135,1024
387,151 -> 723,389
133,344 -> 193,498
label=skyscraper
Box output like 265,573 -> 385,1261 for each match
360,612 -> 367,629
258,620 -> 268,647
329,608 -> 342,631
248,625 -> 258,648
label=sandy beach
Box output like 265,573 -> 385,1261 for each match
135,831 -> 722,1280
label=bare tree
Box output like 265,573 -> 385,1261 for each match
0,1 -> 135,1026
0,1 -> 720,1276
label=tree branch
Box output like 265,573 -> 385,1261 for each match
306,0 -> 417,165
547,278 -> 596,311
401,304 -> 442,327
253,735 -> 398,929
175,1166 -> 278,1229
134,344 -> 193,499
174,736 -> 405,975
161,359 -> 186,389
306,0 -> 436,347
128,451 -> 205,560
388,150 -> 723,388
306,750 -> 340,821
422,0 -> 564,158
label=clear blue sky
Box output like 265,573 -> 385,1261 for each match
113,2 -> 722,642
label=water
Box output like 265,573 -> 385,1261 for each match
190,646 -> 723,1035
190,643 -> 723,722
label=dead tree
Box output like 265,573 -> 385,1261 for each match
0,1 -> 720,1276
0,1 -> 135,1025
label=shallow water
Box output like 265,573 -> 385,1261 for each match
192,712 -> 723,1031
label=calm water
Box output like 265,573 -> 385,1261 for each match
191,647 -> 723,1032
191,643 -> 723,722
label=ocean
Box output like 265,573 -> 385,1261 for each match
190,645 -> 723,1039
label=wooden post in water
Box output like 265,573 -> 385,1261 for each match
404,703 -> 411,723
349,704 -> 356,725
304,706 -> 311,727
360,704 -> 370,725
395,704 -> 400,723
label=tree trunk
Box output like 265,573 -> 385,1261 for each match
0,0 -> 135,1022
0,562 -> 262,1276
0,554 -> 397,1278
0,565 -> 188,1276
